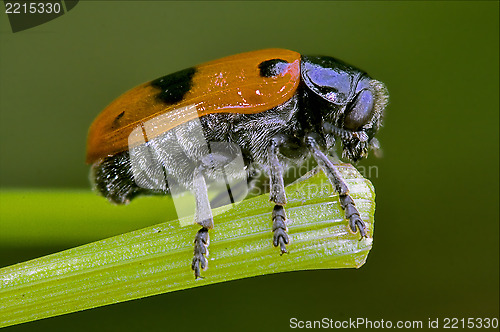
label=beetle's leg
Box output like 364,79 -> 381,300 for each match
268,136 -> 289,253
305,134 -> 368,239
191,164 -> 213,279
190,149 -> 243,278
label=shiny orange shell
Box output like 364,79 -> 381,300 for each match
86,49 -> 301,164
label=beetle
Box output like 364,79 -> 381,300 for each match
86,49 -> 389,278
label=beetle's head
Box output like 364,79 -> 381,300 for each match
301,56 -> 389,162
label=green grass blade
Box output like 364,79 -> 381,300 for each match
0,164 -> 375,328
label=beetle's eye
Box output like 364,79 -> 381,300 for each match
344,89 -> 374,130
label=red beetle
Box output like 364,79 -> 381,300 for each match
87,49 -> 388,278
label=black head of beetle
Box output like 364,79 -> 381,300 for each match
300,55 -> 388,162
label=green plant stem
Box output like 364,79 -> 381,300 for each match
0,165 -> 375,328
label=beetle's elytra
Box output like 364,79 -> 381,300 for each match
86,49 -> 389,278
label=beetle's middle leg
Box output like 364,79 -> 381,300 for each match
305,134 -> 368,239
268,135 -> 293,254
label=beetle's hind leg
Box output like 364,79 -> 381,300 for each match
305,134 -> 368,239
190,149 -> 244,278
191,164 -> 214,279
268,136 -> 290,253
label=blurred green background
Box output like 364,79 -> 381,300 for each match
0,1 -> 498,331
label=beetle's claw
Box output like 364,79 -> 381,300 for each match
352,219 -> 368,240
274,229 -> 289,255
356,220 -> 368,239
191,259 -> 206,280
191,228 -> 209,279
340,194 -> 368,239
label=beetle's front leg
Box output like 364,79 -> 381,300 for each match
305,134 -> 368,239
191,164 -> 213,279
268,135 -> 289,253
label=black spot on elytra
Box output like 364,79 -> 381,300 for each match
115,111 -> 125,121
151,67 -> 196,104
111,111 -> 125,128
258,58 -> 289,77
